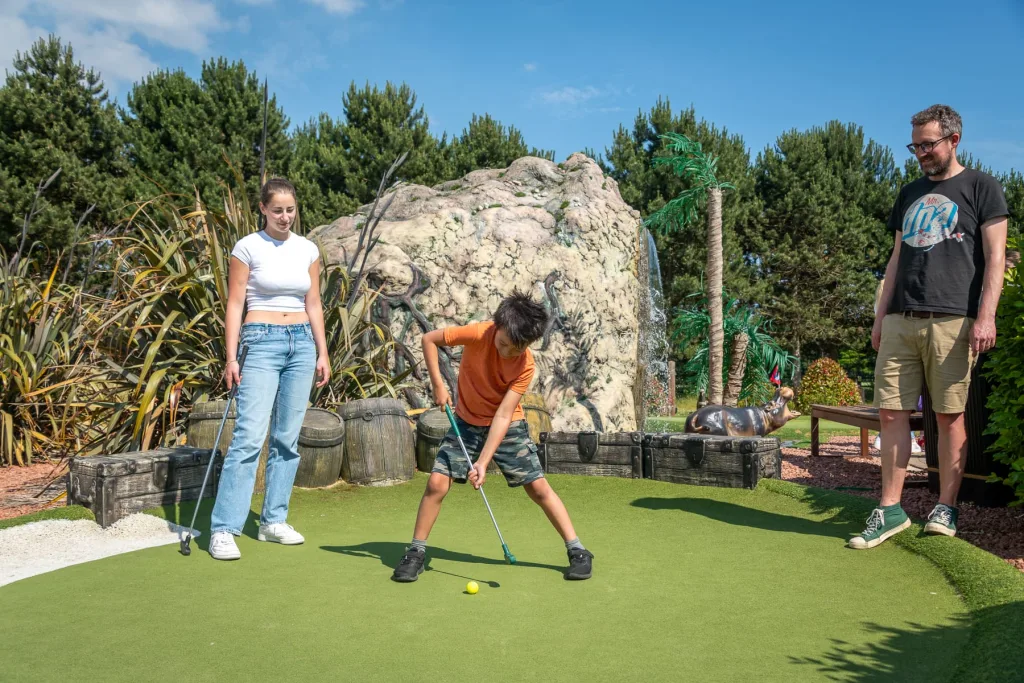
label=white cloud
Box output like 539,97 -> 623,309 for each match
523,62 -> 537,72
306,0 -> 366,14
1,0 -> 227,93
55,22 -> 158,89
536,84 -> 624,118
541,85 -> 604,106
33,0 -> 226,54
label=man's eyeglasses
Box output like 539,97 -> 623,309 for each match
907,134 -> 953,155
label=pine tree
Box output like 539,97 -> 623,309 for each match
443,113 -> 553,178
0,36 -> 129,257
123,59 -> 290,210
601,98 -> 763,310
337,81 -> 442,203
748,122 -> 900,372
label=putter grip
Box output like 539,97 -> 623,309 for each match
443,404 -> 461,438
228,345 -> 249,399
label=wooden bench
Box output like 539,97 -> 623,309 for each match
810,405 -> 923,457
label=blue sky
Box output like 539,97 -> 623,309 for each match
5,0 -> 1024,174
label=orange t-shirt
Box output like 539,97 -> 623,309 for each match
443,321 -> 535,426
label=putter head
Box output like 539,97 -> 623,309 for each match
180,538 -> 192,556
505,553 -> 516,565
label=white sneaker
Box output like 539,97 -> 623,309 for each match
257,522 -> 304,545
209,532 -> 241,561
872,435 -> 882,451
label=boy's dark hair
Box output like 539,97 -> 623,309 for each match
493,289 -> 549,347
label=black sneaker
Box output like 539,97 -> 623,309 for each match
566,548 -> 594,580
391,548 -> 426,582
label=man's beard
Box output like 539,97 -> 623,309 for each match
920,153 -> 951,177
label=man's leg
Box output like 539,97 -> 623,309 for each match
878,409 -> 914,507
849,313 -> 918,549
923,316 -> 975,536
936,411 -> 967,501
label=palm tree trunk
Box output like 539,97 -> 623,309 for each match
723,331 -> 748,406
706,186 -> 724,405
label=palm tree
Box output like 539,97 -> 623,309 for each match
645,133 -> 734,405
672,292 -> 795,407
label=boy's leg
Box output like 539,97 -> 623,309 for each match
393,437 -> 466,582
494,422 -> 594,579
523,478 -> 576,542
412,472 -> 452,541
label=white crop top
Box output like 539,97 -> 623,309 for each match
231,231 -> 320,312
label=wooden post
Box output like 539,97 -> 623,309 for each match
668,361 -> 676,416
810,414 -> 820,457
860,427 -> 869,458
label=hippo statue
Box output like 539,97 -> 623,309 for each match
684,387 -> 801,437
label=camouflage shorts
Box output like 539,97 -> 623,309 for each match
432,417 -> 544,488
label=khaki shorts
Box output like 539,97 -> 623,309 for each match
874,313 -> 976,414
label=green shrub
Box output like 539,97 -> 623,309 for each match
514,192 -> 526,198
794,357 -> 861,413
986,237 -> 1024,505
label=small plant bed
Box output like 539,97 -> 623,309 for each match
0,461 -> 67,521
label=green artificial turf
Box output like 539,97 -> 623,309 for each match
0,474 -> 992,682
762,479 -> 1024,683
0,504 -> 94,530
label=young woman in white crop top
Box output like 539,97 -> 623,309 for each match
207,178 -> 330,561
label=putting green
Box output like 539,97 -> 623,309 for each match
1,475 -> 970,682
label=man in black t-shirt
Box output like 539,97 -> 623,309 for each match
850,104 -> 1009,550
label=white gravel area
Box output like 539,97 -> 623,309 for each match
0,514 -> 196,588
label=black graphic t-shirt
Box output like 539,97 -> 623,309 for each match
887,168 -> 1008,318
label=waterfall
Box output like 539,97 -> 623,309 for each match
644,230 -> 671,415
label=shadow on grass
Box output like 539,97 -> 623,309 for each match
321,541 -> 564,575
791,602 -> 1024,683
630,496 -> 859,540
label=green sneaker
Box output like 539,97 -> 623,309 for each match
848,506 -> 911,549
924,504 -> 959,537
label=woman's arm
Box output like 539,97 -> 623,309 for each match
224,257 -> 249,389
306,259 -> 331,388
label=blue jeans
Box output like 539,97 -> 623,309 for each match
210,322 -> 316,535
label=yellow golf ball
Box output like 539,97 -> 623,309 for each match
466,581 -> 479,594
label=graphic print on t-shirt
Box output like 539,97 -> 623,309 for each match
902,193 -> 962,250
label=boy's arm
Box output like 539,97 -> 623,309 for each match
468,389 -> 523,487
421,329 -> 450,406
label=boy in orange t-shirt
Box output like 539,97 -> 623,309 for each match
391,291 -> 593,582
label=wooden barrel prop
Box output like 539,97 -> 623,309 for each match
294,408 -> 346,488
416,408 -> 499,474
187,399 -> 271,491
521,392 -> 552,444
416,409 -> 450,473
338,398 -> 415,486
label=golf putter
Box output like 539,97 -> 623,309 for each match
180,345 -> 249,556
443,404 -> 516,564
